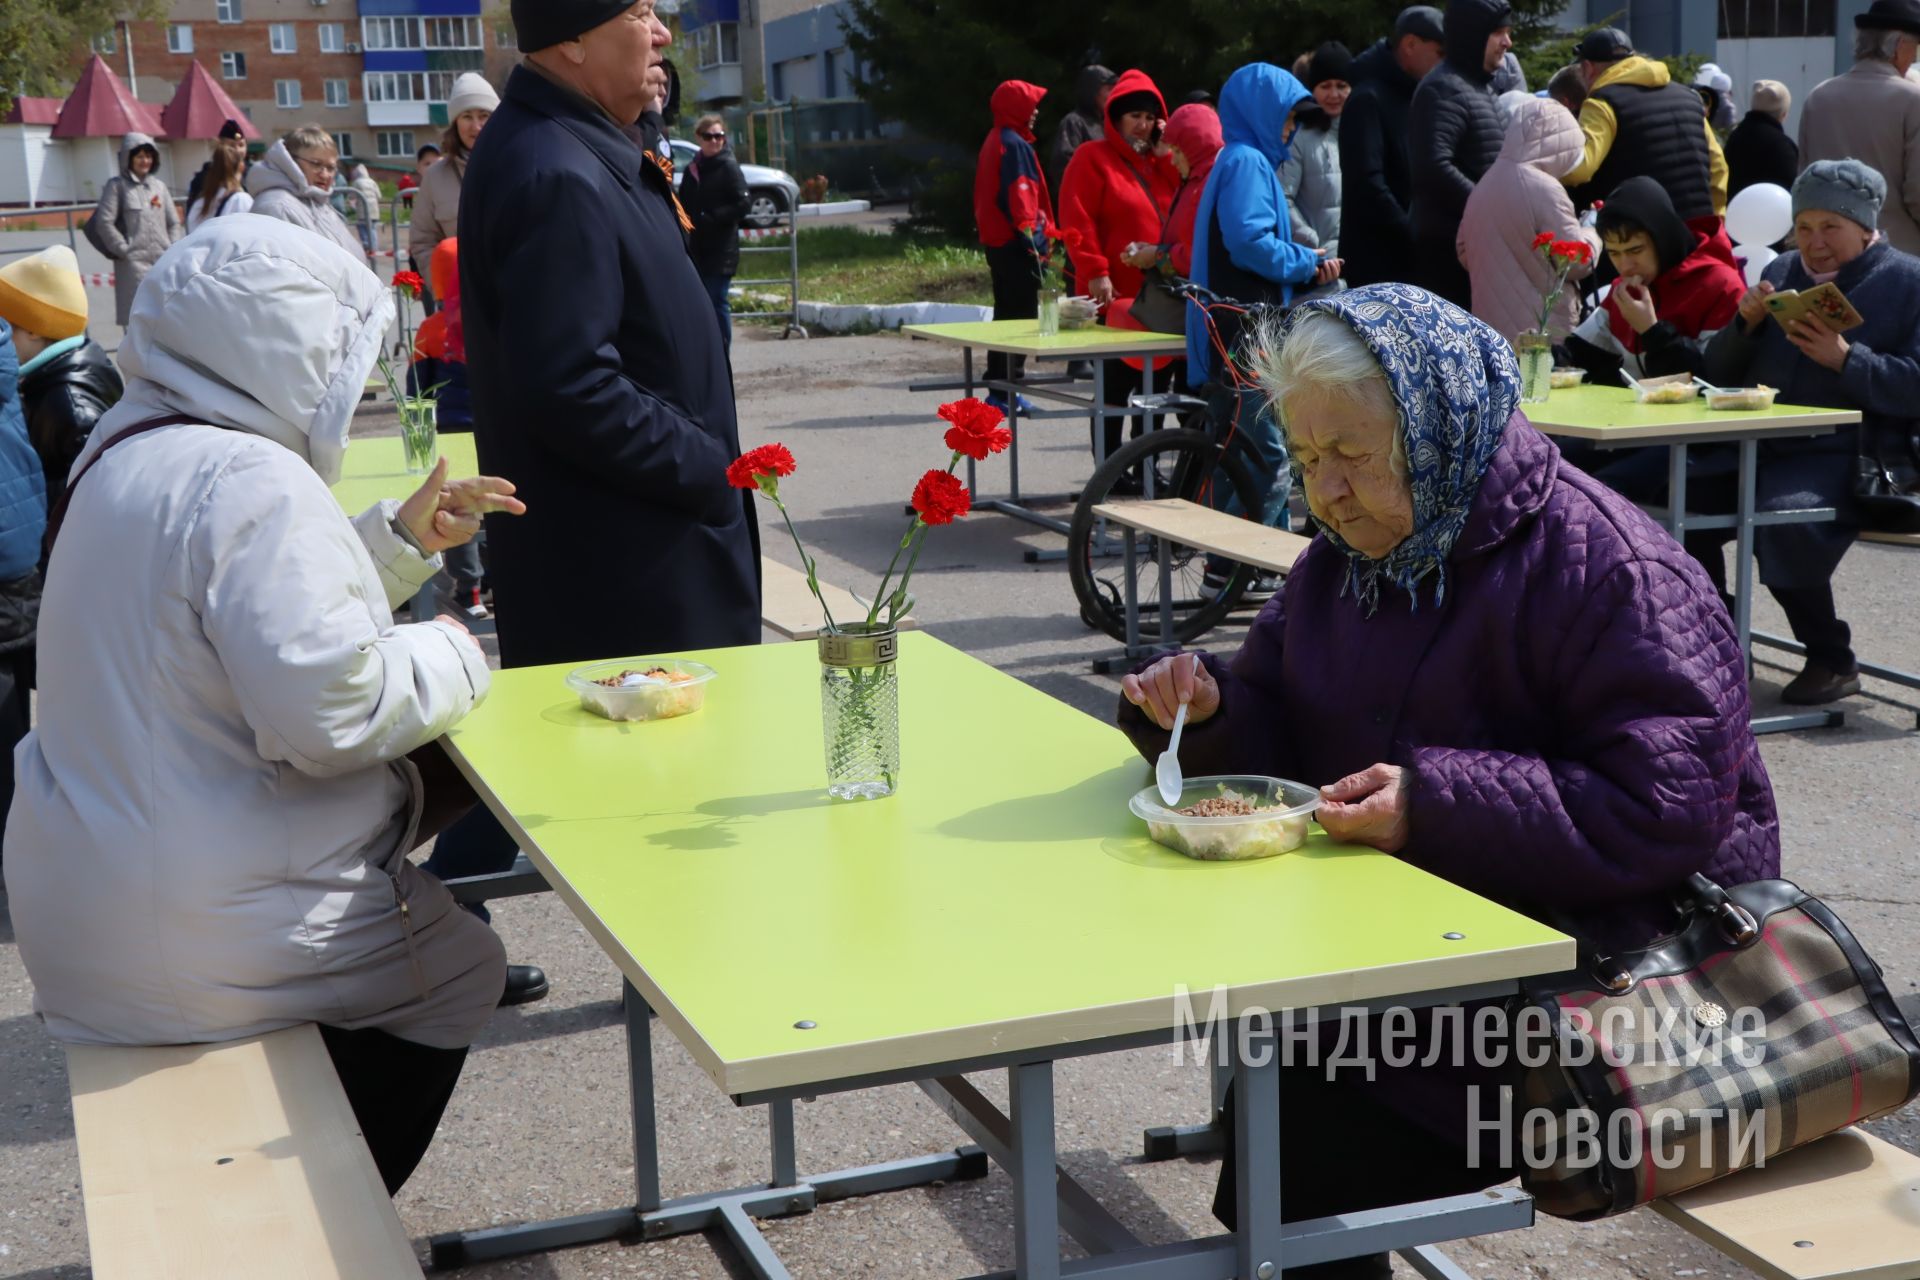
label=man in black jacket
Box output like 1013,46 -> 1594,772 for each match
0,246 -> 121,495
1339,6 -> 1445,287
1724,80 -> 1798,199
1408,0 -> 1513,305
682,112 -> 751,349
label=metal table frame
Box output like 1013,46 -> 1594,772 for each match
430,966 -> 1537,1279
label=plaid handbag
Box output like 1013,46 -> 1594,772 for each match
1511,874 -> 1920,1220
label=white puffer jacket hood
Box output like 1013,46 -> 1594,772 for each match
85,213 -> 391,485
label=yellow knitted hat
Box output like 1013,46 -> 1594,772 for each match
0,245 -> 87,341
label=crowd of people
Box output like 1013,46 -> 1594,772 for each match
977,0 -> 1920,708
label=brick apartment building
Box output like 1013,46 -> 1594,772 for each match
96,0 -> 518,174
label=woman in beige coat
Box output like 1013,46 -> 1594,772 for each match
409,72 -> 499,269
3,217 -> 525,1194
89,132 -> 182,326
1456,97 -> 1600,343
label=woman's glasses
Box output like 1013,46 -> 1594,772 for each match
698,131 -> 726,142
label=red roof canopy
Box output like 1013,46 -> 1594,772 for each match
2,97 -> 63,127
51,55 -> 164,140
161,61 -> 259,141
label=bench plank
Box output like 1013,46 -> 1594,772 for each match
1090,498 -> 1313,576
68,1024 -> 422,1279
1861,530 -> 1920,549
761,554 -> 918,641
1654,1128 -> 1920,1280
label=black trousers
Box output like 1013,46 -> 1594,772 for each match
0,645 -> 32,865
319,1023 -> 471,1195
985,241 -> 1038,385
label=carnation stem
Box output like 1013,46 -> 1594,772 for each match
887,523 -> 934,627
769,492 -> 837,634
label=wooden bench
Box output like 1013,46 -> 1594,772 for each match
1654,1127 -> 1920,1280
760,554 -> 919,641
67,1023 -> 423,1278
1861,529 -> 1920,548
1090,498 -> 1312,656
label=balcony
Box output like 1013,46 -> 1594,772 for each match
688,62 -> 743,103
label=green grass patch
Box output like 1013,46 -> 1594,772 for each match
757,226 -> 991,307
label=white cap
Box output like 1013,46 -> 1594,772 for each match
446,72 -> 500,122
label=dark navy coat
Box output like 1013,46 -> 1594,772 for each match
460,66 -> 759,668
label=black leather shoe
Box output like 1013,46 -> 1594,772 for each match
1781,661 -> 1862,705
499,964 -> 550,1007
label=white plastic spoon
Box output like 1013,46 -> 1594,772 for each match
1156,656 -> 1194,807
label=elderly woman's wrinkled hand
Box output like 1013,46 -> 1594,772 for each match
1121,653 -> 1219,732
1736,280 -> 1775,333
1784,313 -> 1851,372
399,456 -> 528,554
1317,764 -> 1410,854
434,612 -> 487,661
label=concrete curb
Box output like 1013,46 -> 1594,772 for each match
740,289 -> 990,333
797,199 -> 872,217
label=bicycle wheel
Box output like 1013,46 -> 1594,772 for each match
1067,427 -> 1269,645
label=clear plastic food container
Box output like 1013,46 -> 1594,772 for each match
1549,367 -> 1587,390
1633,375 -> 1699,405
1705,386 -> 1779,412
1129,775 -> 1322,861
566,659 -> 716,722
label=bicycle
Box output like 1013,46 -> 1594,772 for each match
1065,278 -> 1287,643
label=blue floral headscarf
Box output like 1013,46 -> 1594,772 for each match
1278,283 -> 1520,616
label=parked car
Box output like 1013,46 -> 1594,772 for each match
668,139 -> 800,228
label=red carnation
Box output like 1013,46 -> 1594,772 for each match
727,442 -> 798,491
1550,239 -> 1593,266
1060,226 -> 1086,252
910,469 -> 971,525
1531,232 -> 1554,252
393,270 -> 425,298
938,398 -> 1012,460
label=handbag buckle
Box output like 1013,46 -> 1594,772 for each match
1717,902 -> 1760,946
1592,955 -> 1636,994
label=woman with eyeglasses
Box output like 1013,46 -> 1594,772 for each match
245,125 -> 367,259
680,113 -> 750,349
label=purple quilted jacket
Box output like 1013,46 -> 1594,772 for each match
1119,419 -> 1780,952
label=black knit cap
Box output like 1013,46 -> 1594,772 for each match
511,0 -> 639,52
218,118 -> 245,140
1106,89 -> 1160,121
1305,42 -> 1354,88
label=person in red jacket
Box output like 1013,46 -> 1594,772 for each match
974,79 -> 1052,413
1147,102 -> 1223,277
1059,68 -> 1182,457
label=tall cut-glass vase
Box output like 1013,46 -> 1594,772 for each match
818,624 -> 899,801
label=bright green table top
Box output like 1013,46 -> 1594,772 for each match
329,432 -> 478,512
446,634 -> 1571,1096
904,319 -> 1185,359
1523,384 -> 1859,443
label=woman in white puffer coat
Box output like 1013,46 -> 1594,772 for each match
3,216 -> 524,1194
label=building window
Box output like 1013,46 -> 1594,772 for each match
333,132 -> 354,158
692,21 -> 740,69
1718,0 -> 1838,38
425,71 -> 458,102
275,79 -> 302,109
376,130 -> 416,158
221,51 -> 247,80
363,15 -> 482,51
824,48 -> 841,98
216,0 -> 241,23
495,23 -> 517,50
319,23 -> 347,54
167,24 -> 194,54
92,28 -> 117,55
324,79 -> 350,108
365,71 -> 427,103
270,23 -> 296,53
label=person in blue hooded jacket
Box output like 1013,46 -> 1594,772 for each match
1188,64 -> 1343,541
0,319 -> 50,860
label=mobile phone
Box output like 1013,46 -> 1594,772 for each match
1149,121 -> 1164,147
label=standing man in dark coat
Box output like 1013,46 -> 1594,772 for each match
1339,6 -> 1445,287
1047,65 -> 1116,201
1408,0 -> 1513,305
1562,27 -> 1728,223
461,0 -> 760,670
1724,80 -> 1798,199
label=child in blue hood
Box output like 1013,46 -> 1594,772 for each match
1190,63 -> 1343,542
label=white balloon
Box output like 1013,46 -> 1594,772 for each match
1742,247 -> 1779,287
1727,183 -> 1793,248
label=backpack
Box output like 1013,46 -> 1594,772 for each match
82,179 -> 122,257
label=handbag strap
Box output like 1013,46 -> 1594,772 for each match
43,414 -> 200,560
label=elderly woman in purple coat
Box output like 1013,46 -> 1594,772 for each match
1118,284 -> 1780,1279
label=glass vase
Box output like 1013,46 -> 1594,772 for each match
818,625 -> 900,801
1515,330 -> 1553,404
1036,287 -> 1061,338
400,398 -> 438,474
